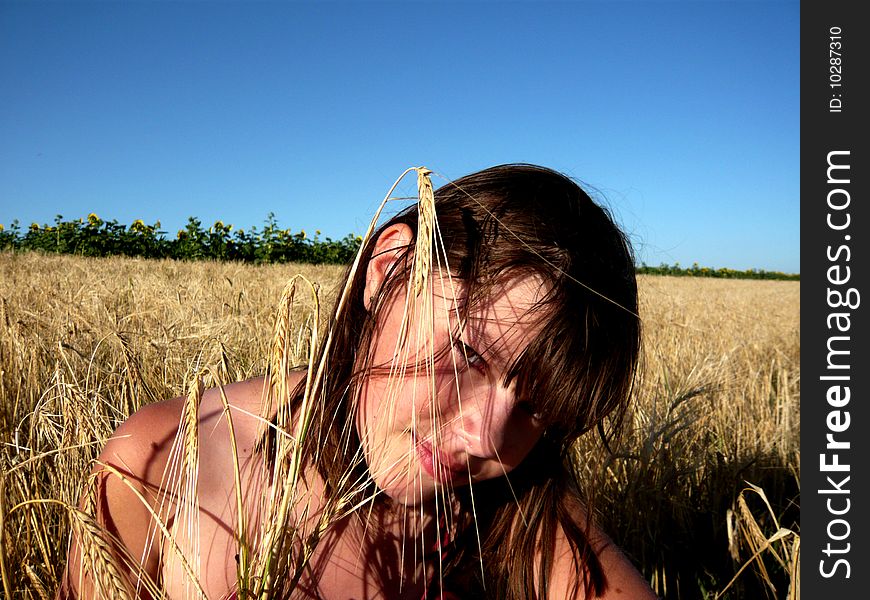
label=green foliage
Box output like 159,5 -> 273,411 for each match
0,216 -> 798,279
0,214 -> 362,265
637,261 -> 799,281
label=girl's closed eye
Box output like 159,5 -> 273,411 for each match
453,337 -> 487,374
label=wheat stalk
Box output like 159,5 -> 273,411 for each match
24,564 -> 51,600
0,173 -> 800,599
715,482 -> 800,599
413,167 -> 435,296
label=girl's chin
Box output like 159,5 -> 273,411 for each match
375,478 -> 436,506
369,467 -> 438,506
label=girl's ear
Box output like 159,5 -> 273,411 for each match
364,223 -> 414,311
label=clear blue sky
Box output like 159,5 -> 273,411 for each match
0,0 -> 799,273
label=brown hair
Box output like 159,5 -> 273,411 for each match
291,164 -> 640,598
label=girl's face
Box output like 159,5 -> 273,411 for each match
357,253 -> 549,506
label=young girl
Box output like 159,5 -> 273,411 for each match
61,165 -> 657,599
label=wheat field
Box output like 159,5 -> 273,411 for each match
0,251 -> 799,599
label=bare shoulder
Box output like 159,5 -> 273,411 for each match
61,376 -> 278,597
101,375 -> 270,474
588,528 -> 657,599
548,503 -> 658,600
193,376 -> 272,442
60,392 -> 185,597
101,394 -> 184,476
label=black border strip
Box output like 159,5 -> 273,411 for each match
802,1 -> 869,596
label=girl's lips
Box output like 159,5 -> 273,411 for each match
416,439 -> 468,484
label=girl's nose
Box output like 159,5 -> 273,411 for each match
453,383 -> 514,460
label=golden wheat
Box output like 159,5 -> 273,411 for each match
0,250 -> 799,599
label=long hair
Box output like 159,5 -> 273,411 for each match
285,164 -> 640,598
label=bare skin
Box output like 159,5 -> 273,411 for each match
61,371 -> 656,599
61,373 -> 446,599
61,225 -> 656,599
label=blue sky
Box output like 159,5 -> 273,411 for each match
0,0 -> 799,273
